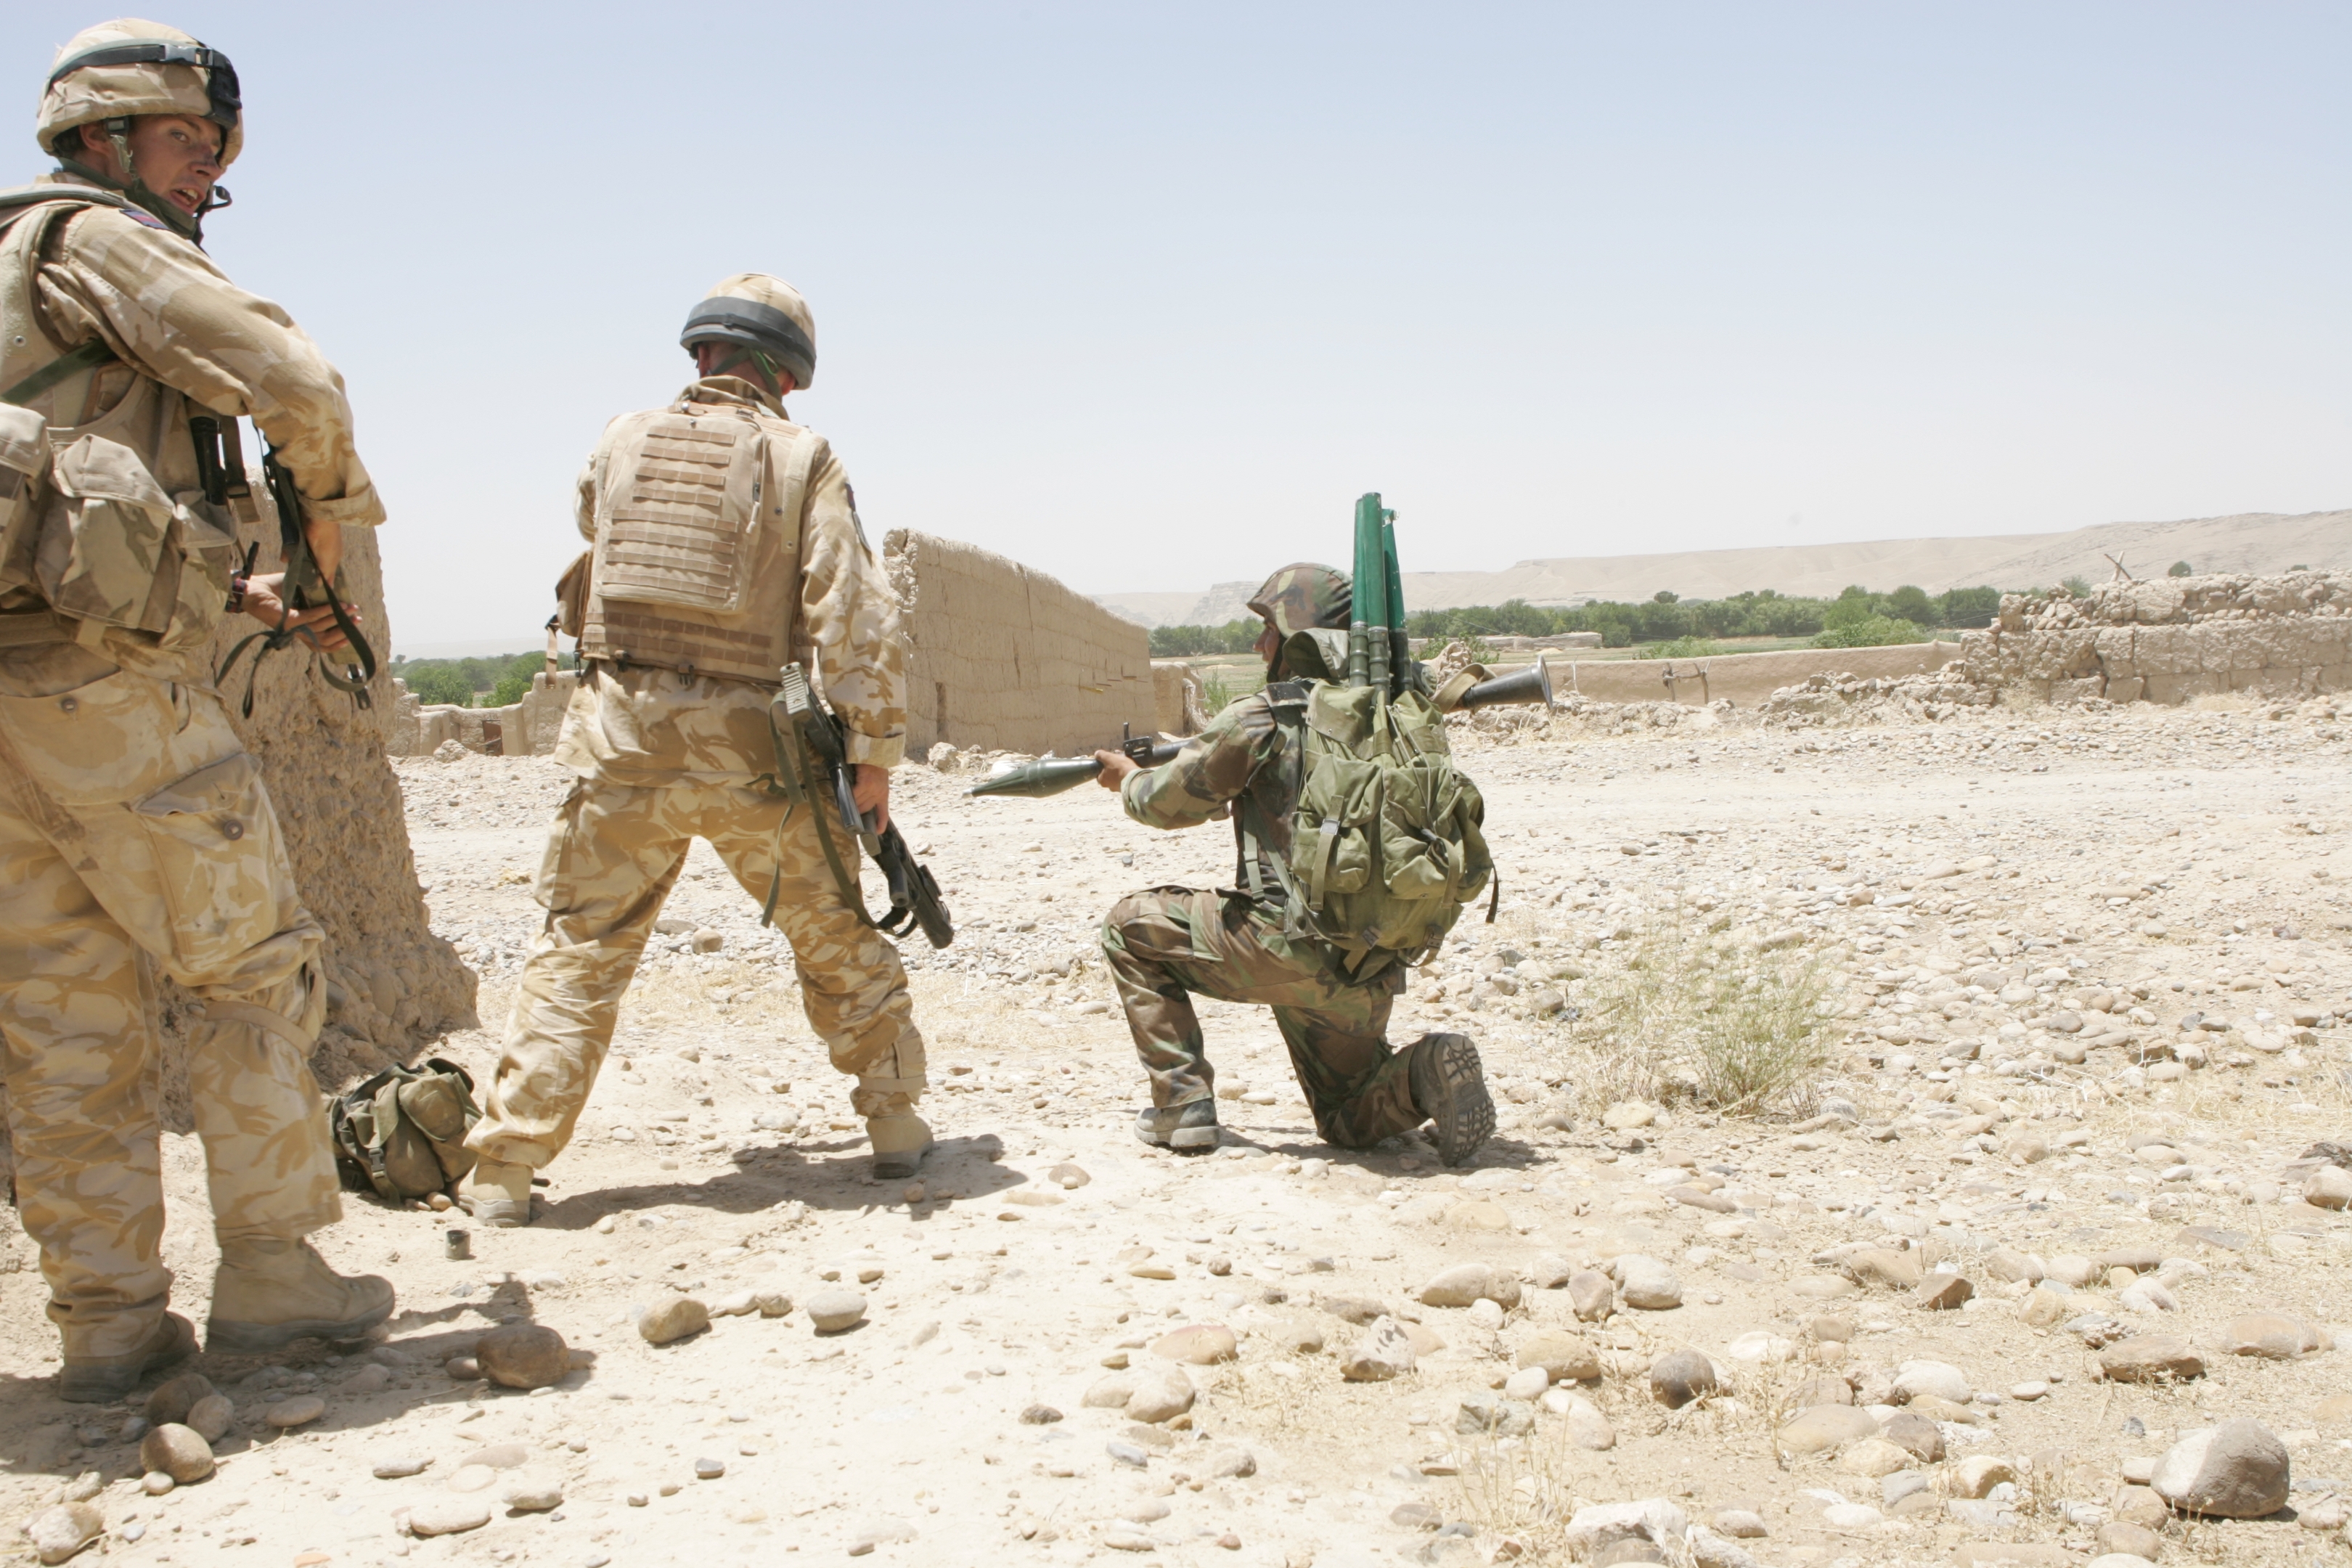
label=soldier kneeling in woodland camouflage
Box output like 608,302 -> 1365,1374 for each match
1092,564 -> 1498,1164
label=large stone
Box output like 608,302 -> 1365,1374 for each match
1516,1331 -> 1602,1384
638,1297 -> 711,1344
2151,1419 -> 2290,1519
1124,1369 -> 1196,1424
1775,1405 -> 1879,1455
475,1323 -> 570,1389
1612,1254 -> 1683,1310
2096,1522 -> 2165,1559
1879,1410 -> 1945,1463
1150,1324 -> 1237,1364
265,1395 -> 325,1429
2221,1312 -> 2324,1359
1082,1374 -> 1135,1408
144,1373 -> 213,1427
184,1395 -> 234,1443
1563,1499 -> 1687,1559
1914,1273 -> 1975,1311
139,1424 -> 213,1484
1892,1359 -> 1971,1405
2305,1166 -> 2352,1210
406,1497 -> 494,1537
1416,1263 -> 1521,1310
2099,1336 -> 2205,1384
1838,1439 -> 1916,1479
807,1290 -> 868,1333
2020,1286 -> 2071,1328
1953,1456 -> 2018,1499
1648,1349 -> 1718,1408
25,1503 -> 103,1566
1847,1248 -> 1924,1290
1568,1270 -> 1616,1321
1341,1316 -> 1416,1381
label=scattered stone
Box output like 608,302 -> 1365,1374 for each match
1020,1405 -> 1063,1425
806,1289 -> 867,1334
2096,1522 -> 2165,1559
264,1395 -> 325,1429
1456,1393 -> 1537,1437
2100,1336 -> 2205,1384
444,1355 -> 482,1380
638,1297 -> 711,1345
184,1395 -> 234,1443
144,1373 -> 213,1427
1821,1503 -> 1882,1530
406,1498 -> 494,1537
1839,1439 -> 1916,1479
25,1503 -> 102,1566
1416,1262 -> 1522,1310
847,1519 -> 917,1556
1892,1360 -> 1971,1405
502,1472 -> 564,1512
1516,1331 -> 1602,1384
2222,1312 -> 2324,1359
1711,1509 -> 1767,1539
1204,1447 -> 1257,1479
1151,1324 -> 1238,1364
1342,1316 -> 1417,1381
2020,1287 -> 2071,1328
695,1457 -> 726,1479
1562,1498 -> 1687,1560
1502,1366 -> 1550,1400
1776,1405 -> 1879,1455
372,1453 -> 433,1479
1318,1295 -> 1390,1326
1524,1254 -> 1575,1290
459,1442 -> 529,1470
2305,1166 -> 2352,1210
446,1465 -> 498,1494
1124,1369 -> 1196,1424
753,1287 -> 793,1318
2150,1418 -> 2290,1518
1612,1254 -> 1683,1310
1953,1456 -> 2018,1499
1847,1248 -> 1924,1290
139,1472 -> 173,1496
1601,1101 -> 1657,1130
1915,1273 -> 1975,1310
138,1424 -> 213,1484
1567,1270 -> 1615,1321
711,1289 -> 759,1318
1647,1349 -> 1718,1408
1082,1374 -> 1135,1408
1879,1411 -> 1945,1464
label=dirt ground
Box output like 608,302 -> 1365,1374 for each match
5,691 -> 2351,1568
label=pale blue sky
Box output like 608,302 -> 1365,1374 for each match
8,3 -> 2348,648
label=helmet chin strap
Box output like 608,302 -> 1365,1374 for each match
83,115 -> 213,243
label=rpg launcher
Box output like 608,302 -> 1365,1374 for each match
1349,491 -> 1554,713
965,723 -> 1185,801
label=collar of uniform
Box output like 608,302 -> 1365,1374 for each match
677,375 -> 783,419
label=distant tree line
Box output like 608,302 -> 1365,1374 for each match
1147,583 -> 2004,657
392,650 -> 573,708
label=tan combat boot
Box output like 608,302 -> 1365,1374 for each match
205,1238 -> 396,1353
462,1157 -> 534,1228
58,1311 -> 196,1404
858,1077 -> 932,1180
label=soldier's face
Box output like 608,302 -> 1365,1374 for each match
1255,619 -> 1281,666
84,115 -> 223,215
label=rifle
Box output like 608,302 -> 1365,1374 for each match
768,663 -> 953,948
964,723 -> 1184,801
203,415 -> 378,716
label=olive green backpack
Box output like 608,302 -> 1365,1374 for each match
327,1058 -> 483,1203
1247,677 -> 1493,979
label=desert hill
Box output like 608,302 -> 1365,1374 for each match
1095,508 -> 2352,626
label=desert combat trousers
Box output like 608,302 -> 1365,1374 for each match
0,666 -> 339,1358
465,773 -> 926,1168
1101,886 -> 1426,1150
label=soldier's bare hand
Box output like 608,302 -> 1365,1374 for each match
240,572 -> 359,650
852,762 -> 891,832
1093,749 -> 1140,792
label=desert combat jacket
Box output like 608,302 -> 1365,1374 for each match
0,171 -> 383,692
558,376 -> 906,787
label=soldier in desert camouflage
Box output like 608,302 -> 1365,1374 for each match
0,19 -> 395,1400
1093,564 -> 1497,1165
462,276 -> 934,1222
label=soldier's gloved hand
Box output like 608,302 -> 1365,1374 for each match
852,762 -> 892,833
241,573 -> 359,650
1093,749 -> 1140,793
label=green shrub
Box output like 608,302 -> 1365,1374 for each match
489,669 -> 534,707
1813,616 -> 1928,649
2167,561 -> 2193,577
1633,635 -> 1719,661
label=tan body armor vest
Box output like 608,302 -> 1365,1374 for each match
576,395 -> 822,687
0,184 -> 236,655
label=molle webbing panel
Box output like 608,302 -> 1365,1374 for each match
597,416 -> 759,613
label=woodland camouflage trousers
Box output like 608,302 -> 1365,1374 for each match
0,667 -> 338,1358
1101,886 -> 1426,1149
465,774 -> 927,1169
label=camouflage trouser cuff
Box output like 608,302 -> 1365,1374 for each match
852,1076 -> 925,1118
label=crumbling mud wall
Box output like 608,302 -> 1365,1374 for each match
884,529 -> 1153,757
170,500 -> 477,1104
1964,571 -> 2352,705
1544,641 -> 1965,709
386,669 -> 574,758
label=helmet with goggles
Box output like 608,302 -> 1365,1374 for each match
36,19 -> 241,236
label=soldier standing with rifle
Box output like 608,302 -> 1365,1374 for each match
0,19 -> 396,1399
463,275 -> 944,1223
1092,498 -> 1510,1165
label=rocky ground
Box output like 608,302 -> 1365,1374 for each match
6,690 -> 2352,1568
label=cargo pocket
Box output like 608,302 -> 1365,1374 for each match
0,667 -> 229,807
534,778 -> 589,911
130,750 -> 291,976
1377,764 -> 1460,898
1291,754 -> 1381,910
0,402 -> 48,593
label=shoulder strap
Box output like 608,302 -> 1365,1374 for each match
0,188 -> 126,405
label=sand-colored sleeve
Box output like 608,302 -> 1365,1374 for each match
797,445 -> 906,768
35,205 -> 384,526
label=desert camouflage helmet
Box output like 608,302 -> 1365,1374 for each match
1246,563 -> 1353,641
38,19 -> 243,167
681,274 -> 816,392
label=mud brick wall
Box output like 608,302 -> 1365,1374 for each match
884,529 -> 1153,757
1964,571 -> 2352,705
